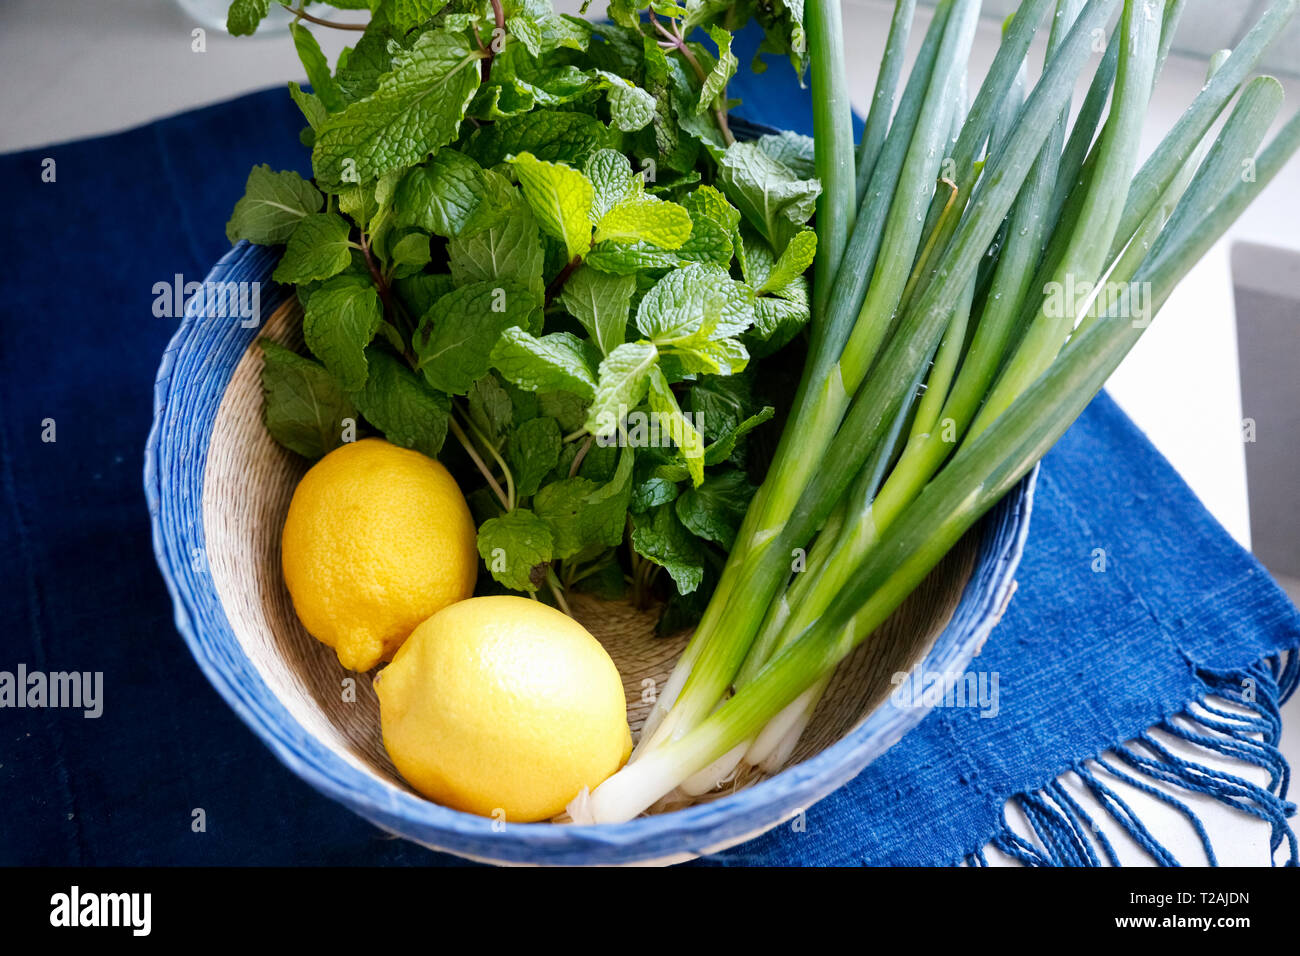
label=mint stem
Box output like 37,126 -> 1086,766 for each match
358,230 -> 415,354
568,434 -> 594,477
448,416 -> 510,510
283,5 -> 366,31
480,0 -> 506,84
649,11 -> 735,147
545,255 -> 582,306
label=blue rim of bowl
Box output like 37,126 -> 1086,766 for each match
144,240 -> 1036,866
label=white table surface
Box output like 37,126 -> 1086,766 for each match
3,0 -> 1295,865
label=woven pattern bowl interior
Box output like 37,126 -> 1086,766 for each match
146,242 -> 1035,865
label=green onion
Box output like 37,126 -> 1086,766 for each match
637,0 -> 957,746
808,0 -> 857,321
576,99 -> 1300,823
639,0 -> 1122,756
837,0 -> 982,391
856,0 -> 917,200
588,0 -> 1300,822
966,0 -> 1163,441
733,0 -> 1082,712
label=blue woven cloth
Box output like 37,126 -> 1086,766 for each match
2,36 -> 1297,866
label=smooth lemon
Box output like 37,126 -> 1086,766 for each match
376,595 -> 633,822
281,437 -> 477,672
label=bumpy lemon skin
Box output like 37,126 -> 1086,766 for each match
281,438 -> 477,672
377,596 -> 634,823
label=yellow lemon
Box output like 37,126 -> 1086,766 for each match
281,438 -> 477,672
376,595 -> 633,822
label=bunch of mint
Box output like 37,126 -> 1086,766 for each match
224,0 -> 819,627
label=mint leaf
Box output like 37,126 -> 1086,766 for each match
502,63 -> 592,109
585,148 -> 635,222
538,389 -> 589,432
675,468 -> 752,549
466,374 -> 513,446
490,328 -> 597,400
675,212 -> 732,266
689,373 -> 757,439
559,266 -> 634,356
447,171 -> 545,301
506,382 -> 540,425
535,446 -> 632,557
534,478 -> 599,559
697,26 -> 737,114
394,272 -> 455,317
630,475 -> 678,514
507,13 -> 590,57
635,263 -> 753,344
226,165 -> 323,245
334,18 -> 397,103
290,22 -> 344,111
715,141 -> 821,254
465,109 -> 611,168
595,70 -> 655,132
390,231 -> 431,271
672,335 -> 750,377
646,169 -> 703,196
337,181 -> 380,230
584,342 -> 657,437
631,503 -> 706,594
227,0 -> 271,36
760,227 -> 817,293
272,212 -> 354,283
470,81 -> 536,120
313,29 -> 481,187
687,184 -> 742,233
647,365 -> 704,486
509,416 -> 562,499
703,406 -> 775,465
675,185 -> 738,266
303,275 -> 383,390
593,194 -> 693,248
415,280 -> 538,394
508,152 -> 594,262
640,37 -> 699,173
584,442 -> 634,529
390,0 -> 449,32
367,170 -> 405,258
756,130 -> 817,179
737,226 -> 774,288
394,150 -> 490,237
572,441 -> 618,482
664,50 -> 724,150
288,83 -> 328,134
477,509 -> 554,592
258,340 -> 358,458
350,347 -> 450,456
583,241 -> 679,275
749,277 -> 811,356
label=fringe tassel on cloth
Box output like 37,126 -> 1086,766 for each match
967,654 -> 1300,867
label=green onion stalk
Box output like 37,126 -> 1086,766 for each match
689,0 -> 1085,789
600,0 -> 1298,820
633,0 -> 965,748
638,0 -> 1088,757
574,101 -> 1300,823
650,0 -> 1124,747
731,41 -> 1264,780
